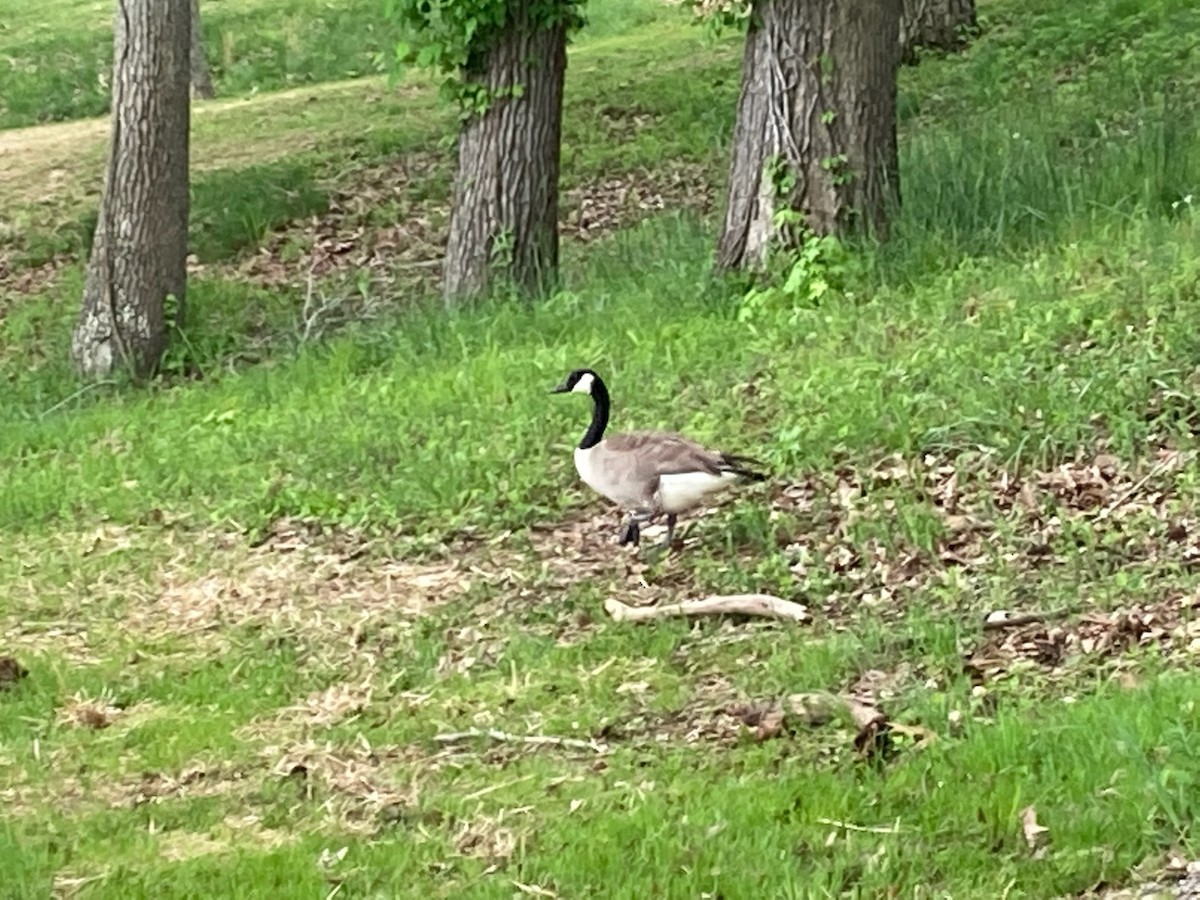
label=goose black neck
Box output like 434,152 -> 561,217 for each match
580,377 -> 610,450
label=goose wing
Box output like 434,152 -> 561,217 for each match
602,431 -> 766,481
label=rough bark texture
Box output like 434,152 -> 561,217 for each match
716,0 -> 901,272
189,0 -> 215,99
442,10 -> 567,305
73,0 -> 190,380
899,0 -> 977,63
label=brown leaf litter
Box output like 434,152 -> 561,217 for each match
0,255 -> 65,299
6,443 -> 1197,689
965,590 -> 1200,681
594,667 -> 932,761
561,161 -> 716,242
214,155 -> 716,296
1084,854 -> 1200,899
770,448 -> 1198,629
444,509 -> 675,643
727,692 -> 933,761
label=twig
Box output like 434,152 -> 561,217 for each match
511,883 -> 558,899
432,728 -> 604,753
816,817 -> 903,835
463,774 -> 537,801
1098,454 -> 1186,519
299,260 -> 343,345
40,380 -> 119,419
981,605 -> 1081,632
605,593 -> 809,624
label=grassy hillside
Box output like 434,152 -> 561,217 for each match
2,0 -> 1200,896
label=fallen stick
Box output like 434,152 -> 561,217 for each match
816,816 -> 904,835
981,605 -> 1081,632
1097,453 -> 1185,519
604,593 -> 809,623
432,728 -> 604,753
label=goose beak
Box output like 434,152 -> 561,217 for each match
550,381 -> 570,394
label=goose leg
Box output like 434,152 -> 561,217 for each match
619,516 -> 640,545
663,513 -> 678,549
619,508 -> 655,546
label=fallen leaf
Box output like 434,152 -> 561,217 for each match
1020,805 -> 1049,855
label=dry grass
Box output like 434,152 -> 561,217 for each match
264,737 -> 424,833
56,689 -> 127,730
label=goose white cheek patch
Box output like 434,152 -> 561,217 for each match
572,372 -> 595,394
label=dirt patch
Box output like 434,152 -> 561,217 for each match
265,738 -> 424,833
130,518 -> 470,652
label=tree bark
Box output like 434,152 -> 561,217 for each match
189,0 -> 216,99
716,0 -> 901,272
72,0 -> 191,380
899,0 -> 976,64
441,8 -> 567,305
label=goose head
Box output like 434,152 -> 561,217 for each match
550,368 -> 601,396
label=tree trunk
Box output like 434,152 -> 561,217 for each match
189,0 -> 216,99
716,0 -> 901,272
441,9 -> 567,305
899,0 -> 976,64
72,0 -> 191,380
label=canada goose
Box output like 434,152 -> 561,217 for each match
551,368 -> 767,549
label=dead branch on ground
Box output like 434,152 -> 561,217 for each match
604,593 -> 809,623
982,606 -> 1081,632
432,728 -> 604,753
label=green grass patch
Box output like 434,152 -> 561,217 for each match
3,0 -> 1200,894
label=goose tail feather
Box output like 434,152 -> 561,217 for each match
720,453 -> 769,482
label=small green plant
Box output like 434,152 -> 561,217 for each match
384,0 -> 586,114
737,208 -> 850,328
679,0 -> 752,41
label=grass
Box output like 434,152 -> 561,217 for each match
3,0 -> 1200,895
0,0 -> 675,130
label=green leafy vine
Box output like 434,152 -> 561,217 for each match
383,0 -> 586,114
